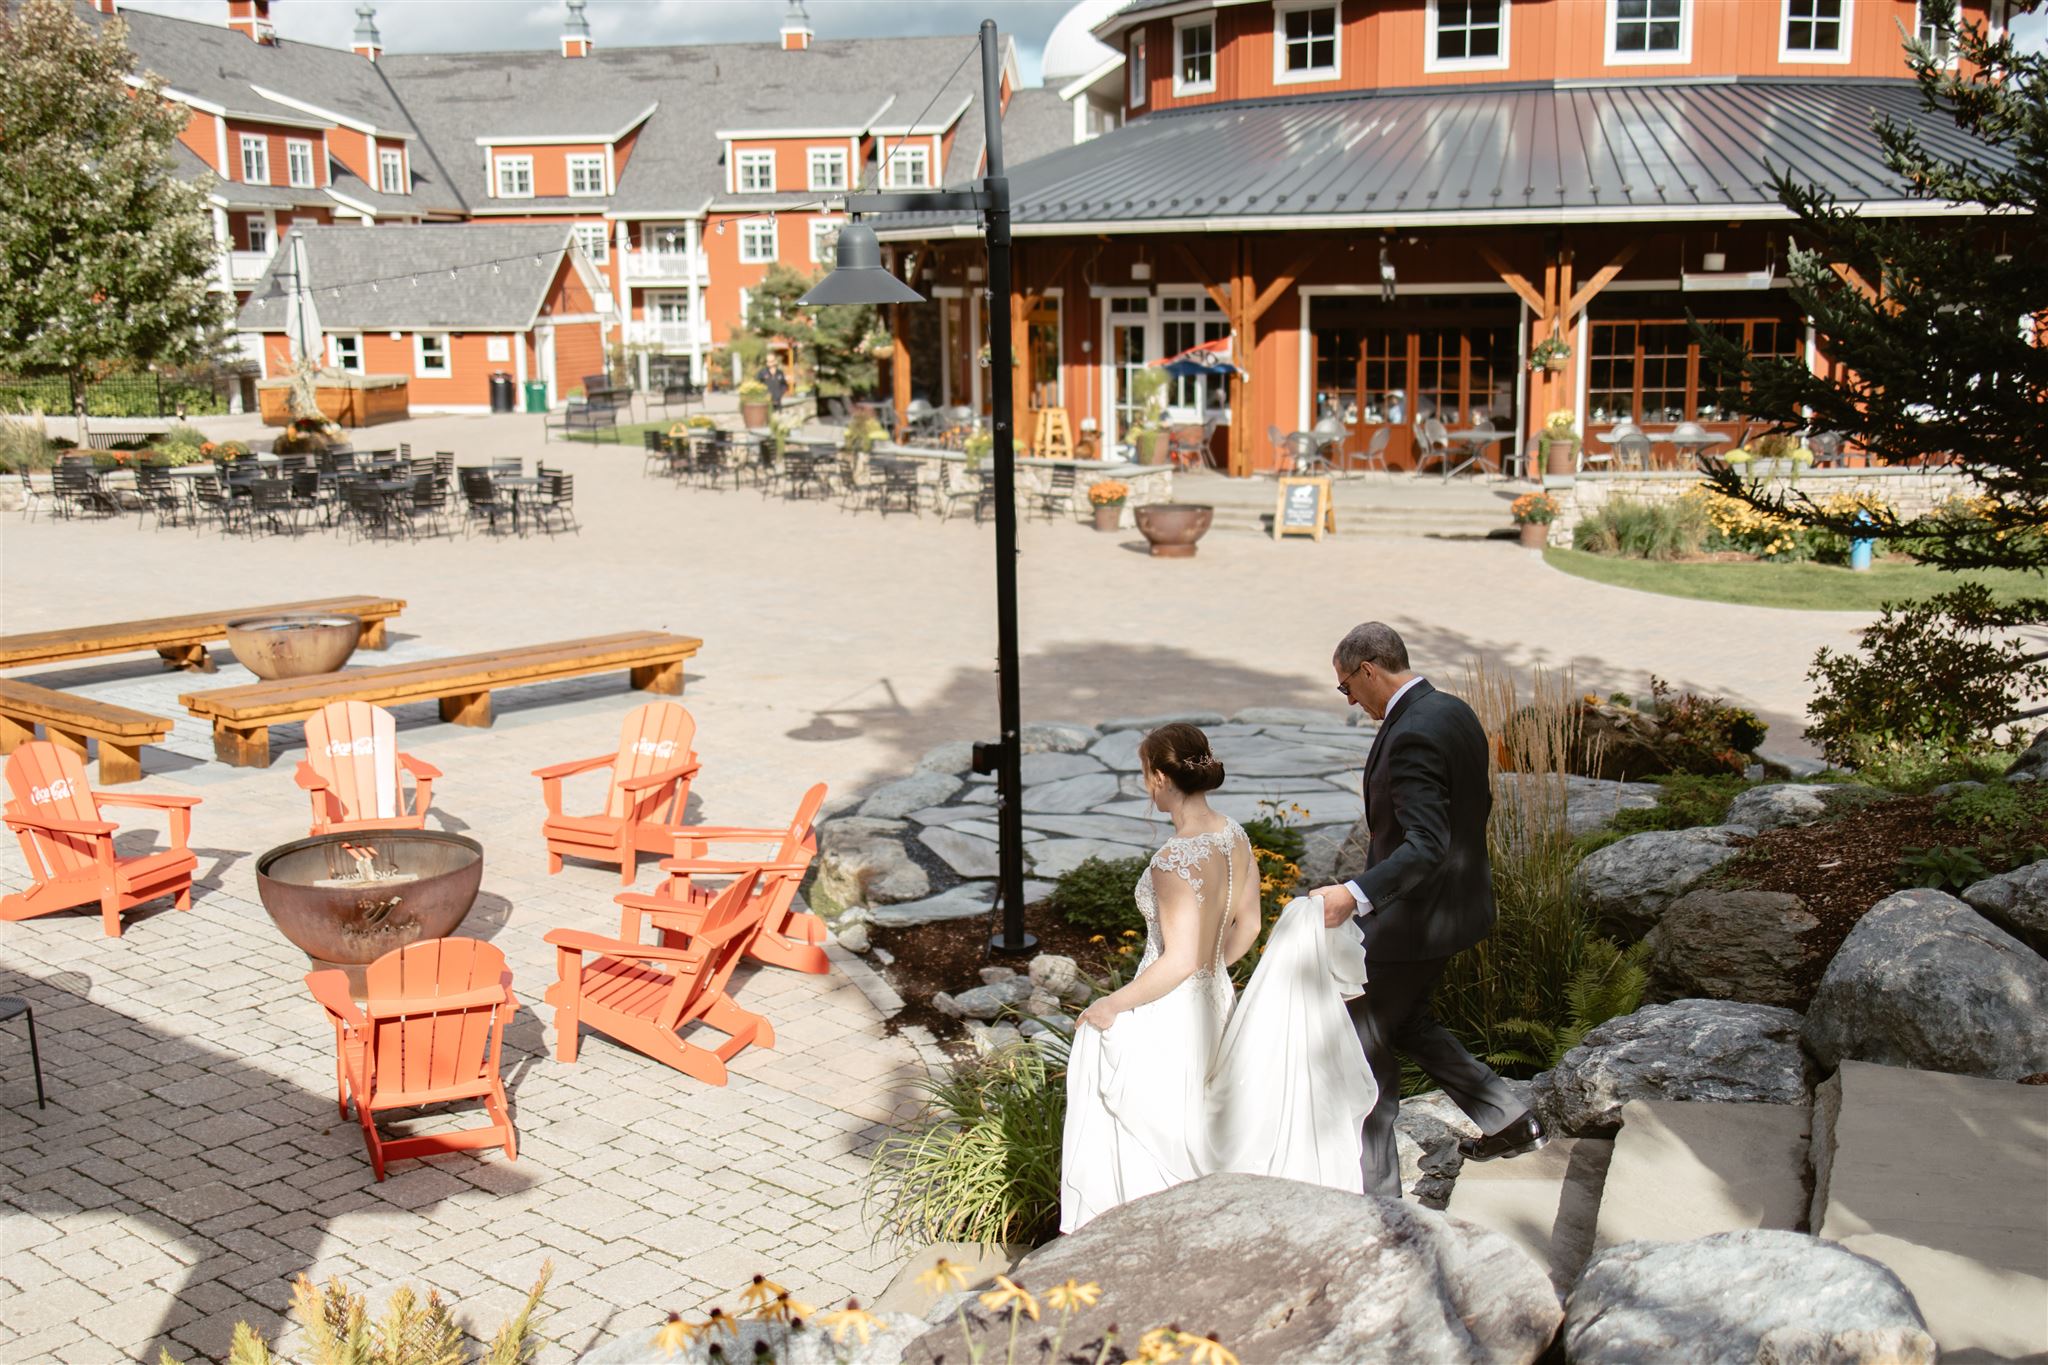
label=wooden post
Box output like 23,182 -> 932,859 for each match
156,643 -> 214,672
439,691 -> 493,727
0,712 -> 31,754
213,720 -> 270,768
891,303 -> 912,442
97,743 -> 143,786
630,659 -> 684,695
1012,287 -> 1032,454
359,617 -> 389,650
1230,238 -> 1251,476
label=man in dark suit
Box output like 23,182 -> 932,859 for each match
1311,622 -> 1546,1197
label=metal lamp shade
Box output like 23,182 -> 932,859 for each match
799,221 -> 926,306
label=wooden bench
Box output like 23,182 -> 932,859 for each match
181,631 -> 703,768
0,681 -> 174,785
0,596 -> 407,674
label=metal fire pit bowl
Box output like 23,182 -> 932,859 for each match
224,613 -> 362,680
256,830 -> 483,994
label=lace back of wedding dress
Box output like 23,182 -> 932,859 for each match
1132,823 -> 1248,986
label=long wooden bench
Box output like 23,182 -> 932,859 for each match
0,596 -> 408,674
0,680 -> 174,785
180,631 -> 702,768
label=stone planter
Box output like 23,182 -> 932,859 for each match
1093,503 -> 1124,532
1519,521 -> 1551,549
225,613 -> 362,679
741,400 -> 772,428
1544,438 -> 1579,476
1134,503 -> 1213,558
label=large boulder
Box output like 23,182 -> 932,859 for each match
1571,826 -> 1751,940
1395,1082 -> 1534,1207
1572,702 -> 1669,781
1962,858 -> 2048,957
1645,890 -> 1818,1009
1491,774 -> 1665,838
815,820 -> 930,908
901,1175 -> 1561,1365
1298,813 -> 1371,890
2005,726 -> 2048,783
1022,721 -> 1099,754
1563,1230 -> 1935,1364
1802,888 -> 2048,1079
1532,1000 -> 1811,1135
858,772 -> 964,820
1723,781 -> 1883,832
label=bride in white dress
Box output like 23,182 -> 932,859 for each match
1061,724 -> 1378,1232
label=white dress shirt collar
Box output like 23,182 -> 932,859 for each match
1381,674 -> 1426,721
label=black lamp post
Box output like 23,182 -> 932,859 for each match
800,19 -> 1033,955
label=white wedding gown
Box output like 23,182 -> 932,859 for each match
1060,821 -> 1377,1232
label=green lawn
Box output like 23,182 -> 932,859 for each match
1543,548 -> 2044,611
555,419 -> 679,447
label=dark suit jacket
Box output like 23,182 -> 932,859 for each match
1345,679 -> 1496,962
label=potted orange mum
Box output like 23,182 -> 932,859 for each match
1088,479 -> 1129,532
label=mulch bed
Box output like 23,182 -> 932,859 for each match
1710,793 -> 1940,1002
868,900 -> 1116,1042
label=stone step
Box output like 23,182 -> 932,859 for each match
1443,1136 -> 1613,1293
1592,1099 -> 1811,1249
1811,1060 -> 2048,1362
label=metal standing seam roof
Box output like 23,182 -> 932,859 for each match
870,77 -> 1996,237
235,224 -> 575,332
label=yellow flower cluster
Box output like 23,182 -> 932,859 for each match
1680,484 -> 1896,559
1545,408 -> 1577,433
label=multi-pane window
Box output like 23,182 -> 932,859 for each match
885,145 -> 931,188
1160,295 -> 1230,415
1611,0 -> 1686,56
240,134 -> 269,184
1278,4 -> 1340,78
1588,315 -> 1801,424
809,218 -> 839,264
1434,0 -> 1504,63
1784,0 -> 1846,54
286,139 -> 314,187
1913,2 -> 1953,60
653,292 -> 691,324
735,150 -> 775,193
415,333 -> 450,377
808,148 -> 848,191
571,222 -> 609,264
738,219 -> 776,263
1175,20 -> 1214,93
495,156 -> 533,198
1129,31 -> 1147,106
378,147 -> 405,194
330,334 -> 362,372
567,154 -> 605,196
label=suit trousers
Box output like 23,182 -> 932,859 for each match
1347,954 -> 1524,1198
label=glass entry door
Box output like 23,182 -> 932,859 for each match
1107,297 -> 1150,453
1311,297 -> 1520,468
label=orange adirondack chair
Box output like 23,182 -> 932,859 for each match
544,867 -> 773,1084
612,783 -> 831,975
534,701 -> 701,884
306,937 -> 518,1181
296,701 -> 441,836
2,741 -> 200,938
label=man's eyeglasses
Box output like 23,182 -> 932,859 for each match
1336,663 -> 1369,699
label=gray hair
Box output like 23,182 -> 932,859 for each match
1334,622 -> 1410,674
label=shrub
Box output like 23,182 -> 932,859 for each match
1045,854 -> 1150,935
1572,496 -> 1709,559
157,422 -> 209,449
867,1035 -> 1067,1249
1648,676 -> 1768,776
1609,772 -> 1757,835
1897,844 -> 1992,893
0,416 -> 57,472
1933,781 -> 2048,871
1843,737 -> 2017,793
1807,583 -> 2048,765
160,1267 -> 551,1365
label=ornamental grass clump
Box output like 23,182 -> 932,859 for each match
1571,495 -> 1709,559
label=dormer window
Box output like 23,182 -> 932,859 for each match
1607,0 -> 1689,62
1276,2 -> 1340,84
1429,0 -> 1508,69
286,138 -> 315,188
379,147 -> 406,194
735,150 -> 776,193
1174,18 -> 1215,95
568,154 -> 605,196
884,143 -> 930,189
240,134 -> 270,184
495,155 -> 533,198
1782,0 -> 1850,60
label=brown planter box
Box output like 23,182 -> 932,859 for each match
256,373 -> 410,428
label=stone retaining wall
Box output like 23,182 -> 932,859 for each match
1540,467 -> 1977,547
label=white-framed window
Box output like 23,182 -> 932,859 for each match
807,147 -> 848,191
567,153 -> 605,197
1174,17 -> 1215,95
246,216 -> 271,256
1274,2 -> 1341,83
378,147 -> 405,194
571,222 -> 610,264
884,143 -> 931,188
240,134 -> 270,184
653,291 -> 691,324
414,332 -> 450,377
1781,0 -> 1851,61
1913,0 -> 1956,61
494,155 -> 533,198
285,138 -> 315,187
1606,0 -> 1690,62
328,334 -> 363,372
1128,30 -> 1147,107
735,149 -> 776,193
809,217 -> 841,264
738,219 -> 776,263
1427,0 -> 1509,69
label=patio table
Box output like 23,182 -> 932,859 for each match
1442,426 -> 1510,481
1660,428 -> 1726,467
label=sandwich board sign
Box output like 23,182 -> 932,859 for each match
1274,476 -> 1334,541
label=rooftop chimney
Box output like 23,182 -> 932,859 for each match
780,0 -> 813,51
351,4 -> 381,60
227,0 -> 275,44
560,0 -> 591,58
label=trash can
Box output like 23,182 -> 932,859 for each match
522,380 -> 549,414
489,372 -> 515,413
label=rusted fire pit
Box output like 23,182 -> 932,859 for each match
256,831 -> 482,993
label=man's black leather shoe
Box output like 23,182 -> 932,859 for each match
1456,1112 -> 1548,1163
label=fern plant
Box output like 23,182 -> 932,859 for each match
1481,941 -> 1650,1071
161,1267 -> 550,1365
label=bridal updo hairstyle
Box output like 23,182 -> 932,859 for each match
1138,722 -> 1226,795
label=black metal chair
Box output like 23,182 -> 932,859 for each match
459,468 -> 516,535
0,998 -> 45,1110
191,473 -> 245,534
532,471 -> 578,535
877,458 -> 923,517
134,463 -> 188,529
1037,465 -> 1077,520
408,473 -> 451,536
248,477 -> 300,535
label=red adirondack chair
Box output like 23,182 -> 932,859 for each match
2,741 -> 200,937
534,701 -> 701,884
306,937 -> 518,1181
612,783 -> 831,974
296,701 -> 441,836
545,867 -> 773,1084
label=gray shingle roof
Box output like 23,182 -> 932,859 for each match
235,224 -> 573,331
996,88 -> 1075,169
873,78 -> 1997,235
